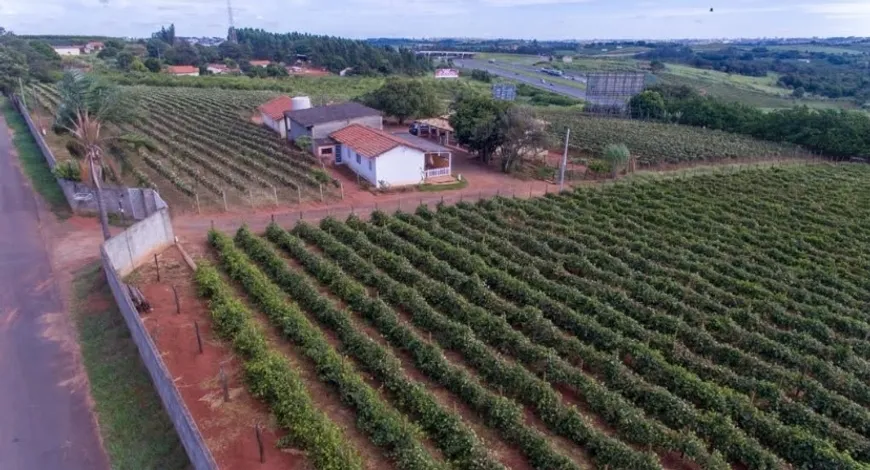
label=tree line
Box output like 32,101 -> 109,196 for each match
641,45 -> 870,103
0,27 -> 64,94
629,84 -> 870,159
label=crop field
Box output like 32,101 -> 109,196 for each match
29,83 -> 337,212
194,163 -> 870,469
538,109 -> 813,166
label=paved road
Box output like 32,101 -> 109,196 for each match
0,115 -> 108,470
456,59 -> 627,107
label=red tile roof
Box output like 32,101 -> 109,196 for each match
167,65 -> 198,74
257,95 -> 294,121
330,124 -> 427,159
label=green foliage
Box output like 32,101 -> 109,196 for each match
0,45 -> 29,94
115,51 -> 134,70
602,143 -> 630,176
469,69 -> 493,82
629,90 -> 666,119
516,84 -> 581,107
208,229 -> 444,470
52,159 -> 82,181
234,28 -> 431,76
195,259 -> 363,470
362,77 -> 441,124
449,93 -> 512,164
143,57 -> 162,73
294,135 -> 313,152
641,83 -> 870,159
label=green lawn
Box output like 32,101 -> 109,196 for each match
73,262 -> 190,470
0,97 -> 71,218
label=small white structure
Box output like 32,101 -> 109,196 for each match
250,60 -> 270,67
562,56 -> 574,63
53,46 -> 82,56
291,96 -> 312,111
257,95 -> 295,138
330,124 -> 451,188
83,42 -> 104,54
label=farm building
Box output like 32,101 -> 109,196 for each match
284,102 -> 382,158
52,45 -> 82,56
329,124 -> 452,188
166,65 -> 199,76
206,63 -> 237,74
83,42 -> 104,53
257,95 -> 296,138
250,60 -> 271,67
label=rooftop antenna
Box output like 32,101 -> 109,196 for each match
227,0 -> 238,43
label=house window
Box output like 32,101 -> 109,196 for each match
368,160 -> 373,170
356,153 -> 361,164
321,147 -> 333,156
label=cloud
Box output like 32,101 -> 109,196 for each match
800,2 -> 870,18
481,0 -> 591,6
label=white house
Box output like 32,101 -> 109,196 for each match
53,46 -> 82,56
256,95 -> 294,138
329,124 -> 452,189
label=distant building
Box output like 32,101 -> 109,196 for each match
206,63 -> 237,74
249,60 -> 271,67
166,65 -> 200,76
284,102 -> 383,158
53,45 -> 82,56
562,56 -> 574,63
83,42 -> 104,54
257,96 -> 295,138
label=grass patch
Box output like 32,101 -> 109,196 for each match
0,97 -> 71,219
418,178 -> 469,191
72,262 -> 190,470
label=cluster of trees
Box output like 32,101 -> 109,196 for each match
629,84 -> 870,159
359,77 -> 440,124
234,29 -> 430,75
641,45 -> 870,103
449,93 -> 550,172
0,27 -> 63,93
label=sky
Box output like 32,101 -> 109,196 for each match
2,0 -> 870,40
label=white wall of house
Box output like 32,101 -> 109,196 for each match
340,145 -> 424,188
54,47 -> 81,56
375,147 -> 426,187
261,114 -> 287,138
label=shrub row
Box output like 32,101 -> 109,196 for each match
496,193 -> 870,440
254,224 -> 583,470
434,202 -> 861,467
207,229 -> 444,470
288,220 -> 663,470
233,226 -> 506,470
194,263 -> 362,470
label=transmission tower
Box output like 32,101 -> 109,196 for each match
226,0 -> 238,43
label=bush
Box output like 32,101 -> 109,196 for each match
52,160 -> 82,181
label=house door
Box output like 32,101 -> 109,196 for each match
335,145 -> 342,163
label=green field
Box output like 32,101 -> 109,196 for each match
195,162 -> 870,470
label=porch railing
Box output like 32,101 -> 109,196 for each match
424,167 -> 451,179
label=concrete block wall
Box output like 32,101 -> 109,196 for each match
101,209 -> 217,470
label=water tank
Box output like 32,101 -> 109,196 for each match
292,96 -> 312,110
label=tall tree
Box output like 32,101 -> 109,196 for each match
449,93 -> 512,165
362,78 -> 440,124
497,108 -> 551,173
55,71 -> 135,240
0,45 -> 28,94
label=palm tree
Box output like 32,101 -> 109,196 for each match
55,71 -> 133,240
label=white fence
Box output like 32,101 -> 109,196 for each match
425,167 -> 451,179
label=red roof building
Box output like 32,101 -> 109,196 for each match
330,124 -> 426,158
257,96 -> 294,137
166,65 -> 199,76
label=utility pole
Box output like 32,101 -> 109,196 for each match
559,127 -> 570,191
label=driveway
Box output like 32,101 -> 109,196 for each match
0,115 -> 108,470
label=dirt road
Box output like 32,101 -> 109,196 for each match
0,116 -> 108,470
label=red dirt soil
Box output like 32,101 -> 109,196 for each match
132,246 -> 309,470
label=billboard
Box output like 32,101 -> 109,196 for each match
435,68 -> 460,79
492,83 -> 517,101
585,72 -> 646,99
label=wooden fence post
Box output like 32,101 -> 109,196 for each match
172,286 -> 180,314
319,184 -> 324,203
297,187 -> 302,205
154,254 -> 160,282
256,424 -> 265,463
195,192 -> 201,214
222,190 -> 228,212
194,321 -> 203,354
339,182 -> 344,200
